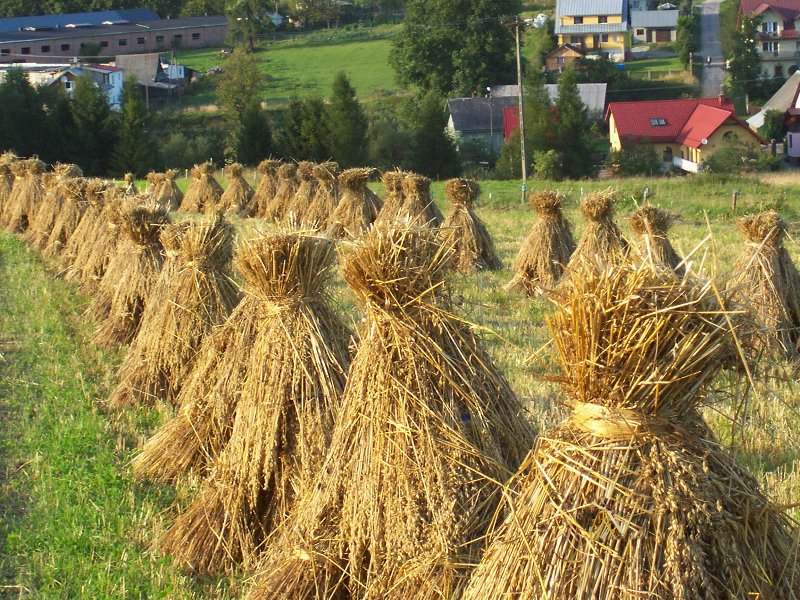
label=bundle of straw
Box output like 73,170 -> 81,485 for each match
107,213 -> 240,409
0,160 -> 15,216
250,158 -> 281,218
463,260 -> 800,599
146,172 -> 164,196
60,180 -> 119,286
41,175 -> 87,259
506,191 -> 576,296
180,162 -> 222,213
247,222 -> 534,600
284,161 -> 317,224
132,298 -> 263,482
262,163 -> 298,222
1,158 -> 46,233
89,201 -> 169,346
629,204 -> 684,275
25,163 -> 82,252
156,232 -> 352,575
326,167 -> 382,238
303,162 -> 338,229
559,189 -> 628,287
217,163 -> 254,215
374,170 -> 405,223
154,169 -> 183,211
727,211 -> 800,358
440,178 -> 501,273
396,172 -> 443,227
123,172 -> 137,195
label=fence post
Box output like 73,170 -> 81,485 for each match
731,189 -> 739,212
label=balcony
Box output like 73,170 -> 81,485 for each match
673,156 -> 702,173
758,49 -> 800,60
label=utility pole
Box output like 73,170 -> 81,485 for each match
515,19 -> 527,204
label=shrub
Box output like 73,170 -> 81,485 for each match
608,145 -> 662,177
532,149 -> 562,180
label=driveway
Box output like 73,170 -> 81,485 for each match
699,0 -> 727,96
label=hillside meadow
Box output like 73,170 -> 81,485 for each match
2,172 -> 800,597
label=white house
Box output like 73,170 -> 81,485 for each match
47,63 -> 125,108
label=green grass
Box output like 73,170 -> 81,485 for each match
625,56 -> 686,75
175,25 -> 402,109
3,172 -> 800,595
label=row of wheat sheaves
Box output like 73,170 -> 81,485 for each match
2,151 -> 799,598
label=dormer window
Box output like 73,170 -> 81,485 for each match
599,15 -> 608,23
650,118 -> 667,126
574,16 -> 583,24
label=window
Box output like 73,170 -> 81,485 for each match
762,41 -> 778,53
613,35 -> 619,42
156,35 -> 164,42
173,34 -> 182,40
41,45 -> 50,52
762,21 -> 777,33
21,47 -> 30,54
61,43 -> 70,51
636,28 -> 645,35
118,39 -> 127,46
775,64 -> 784,77
663,147 -> 673,162
574,16 -> 583,24
600,34 -> 609,42
137,37 -> 145,44
650,118 -> 667,126
557,57 -> 565,64
598,15 -> 607,23
100,41 -> 108,47
191,32 -> 200,40
0,49 -> 9,55
570,35 -> 582,44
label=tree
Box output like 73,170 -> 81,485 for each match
37,85 -> 74,165
325,71 -> 368,168
726,15 -> 763,97
759,109 -> 785,142
216,47 -> 264,160
552,67 -> 596,179
608,145 -> 662,176
276,97 -> 330,161
181,0 -> 226,17
287,0 -> 343,27
407,91 -> 461,179
70,73 -> 117,176
390,0 -> 520,96
227,0 -> 274,51
675,13 -> 700,67
0,68 -> 46,158
112,75 -> 158,177
236,105 -> 273,165
366,107 -> 415,170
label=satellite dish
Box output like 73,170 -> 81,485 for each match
701,138 -> 708,145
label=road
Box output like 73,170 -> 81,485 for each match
699,0 -> 727,97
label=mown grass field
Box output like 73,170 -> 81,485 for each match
2,172 -> 800,597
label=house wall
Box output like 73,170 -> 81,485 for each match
631,27 -> 677,43
557,32 -> 627,56
545,50 -> 582,71
753,7 -> 800,77
0,23 -> 227,61
561,15 -> 623,25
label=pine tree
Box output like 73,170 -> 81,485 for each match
553,67 -> 595,179
408,91 -> 461,179
277,97 -> 330,161
325,71 -> 368,168
236,105 -> 273,165
112,75 -> 158,177
71,72 -> 117,176
0,68 -> 46,157
216,46 -> 263,160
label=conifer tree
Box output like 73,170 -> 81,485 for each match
325,71 -> 367,168
553,67 -> 595,179
71,73 -> 117,176
112,75 -> 158,177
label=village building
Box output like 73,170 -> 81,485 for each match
606,96 -> 765,172
631,9 -> 680,43
740,0 -> 800,78
0,8 -> 227,62
747,71 -> 800,162
545,44 -> 586,72
554,0 -> 630,61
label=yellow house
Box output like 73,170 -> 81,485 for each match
554,0 -> 629,61
606,97 -> 765,172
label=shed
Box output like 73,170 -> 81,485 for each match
631,10 -> 679,43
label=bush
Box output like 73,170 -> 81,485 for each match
532,149 -> 562,180
608,145 -> 662,177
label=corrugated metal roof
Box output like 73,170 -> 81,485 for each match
557,0 -> 627,17
488,83 -> 608,115
0,9 -> 159,33
747,71 -> 800,129
446,96 -> 518,134
631,9 -> 679,28
0,16 -> 227,44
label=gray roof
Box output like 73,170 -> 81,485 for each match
555,22 -> 629,33
747,71 -> 800,129
489,83 -> 608,115
556,0 -> 627,17
631,9 -> 679,28
446,96 -> 518,134
0,16 -> 227,44
0,9 -> 159,33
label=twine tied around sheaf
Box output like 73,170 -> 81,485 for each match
570,401 -> 676,439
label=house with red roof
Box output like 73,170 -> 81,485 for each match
606,96 -> 765,172
740,0 -> 800,78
